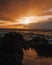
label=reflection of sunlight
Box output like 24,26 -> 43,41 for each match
23,48 -> 37,60
28,47 -> 32,53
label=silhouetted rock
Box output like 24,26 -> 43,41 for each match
28,36 -> 52,57
35,44 -> 52,57
29,37 -> 49,49
0,32 -> 25,65
23,40 -> 30,50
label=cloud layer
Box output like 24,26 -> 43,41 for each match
0,0 -> 52,29
0,0 -> 52,21
0,15 -> 52,29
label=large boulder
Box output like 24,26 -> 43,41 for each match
0,32 -> 25,65
35,44 -> 52,57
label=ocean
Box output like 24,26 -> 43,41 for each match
0,29 -> 52,65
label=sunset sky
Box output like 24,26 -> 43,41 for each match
0,0 -> 52,29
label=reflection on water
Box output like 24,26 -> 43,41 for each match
23,48 -> 38,60
22,48 -> 52,65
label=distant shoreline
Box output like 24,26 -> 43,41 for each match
0,28 -> 52,32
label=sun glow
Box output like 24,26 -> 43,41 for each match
17,16 -> 38,25
19,17 -> 31,25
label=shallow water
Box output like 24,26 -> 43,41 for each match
22,48 -> 52,65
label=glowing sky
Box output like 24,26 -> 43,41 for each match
0,0 -> 52,29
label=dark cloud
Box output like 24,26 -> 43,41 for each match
29,20 -> 52,29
